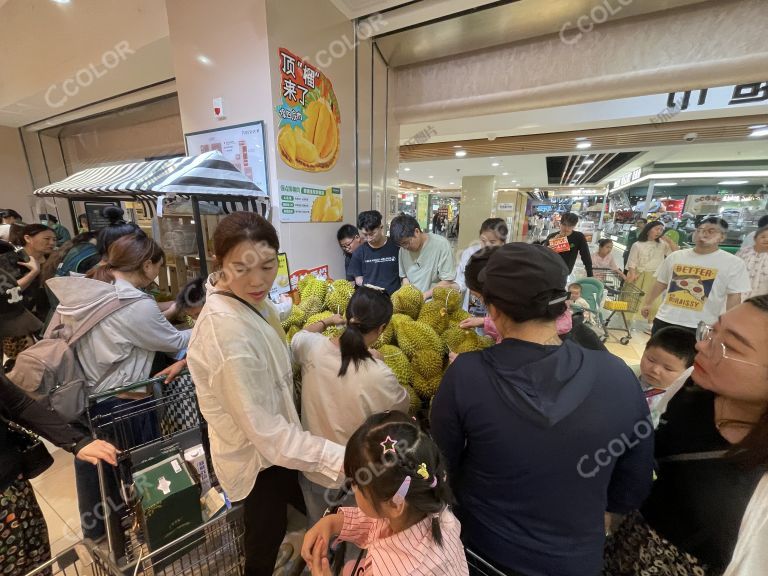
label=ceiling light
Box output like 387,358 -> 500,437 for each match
654,182 -> 678,187
749,124 -> 767,129
403,167 -> 411,171
581,159 -> 595,165
575,137 -> 589,141
576,142 -> 592,150
575,170 -> 586,175
749,128 -> 768,138
491,162 -> 500,167
196,55 -> 213,65
718,180 -> 749,185
455,150 -> 467,157
449,182 -> 455,185
50,0 -> 71,4
453,145 -> 463,148
428,175 -> 434,179
502,172 -> 509,176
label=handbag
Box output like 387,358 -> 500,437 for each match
2,416 -> 54,479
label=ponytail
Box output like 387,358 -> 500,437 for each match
338,286 -> 393,377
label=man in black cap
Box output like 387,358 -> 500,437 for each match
431,242 -> 653,576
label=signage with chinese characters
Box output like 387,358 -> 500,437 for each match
269,253 -> 291,301
548,235 -> 571,253
290,265 -> 330,290
610,168 -> 643,190
276,48 -> 340,173
279,180 -> 343,223
497,203 -> 516,211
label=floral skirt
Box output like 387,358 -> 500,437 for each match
0,476 -> 51,576
603,511 -> 709,576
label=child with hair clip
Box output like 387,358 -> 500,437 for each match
301,411 -> 468,576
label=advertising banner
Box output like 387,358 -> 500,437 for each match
278,180 -> 342,223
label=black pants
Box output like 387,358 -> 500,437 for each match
241,466 -> 306,576
651,318 -> 697,337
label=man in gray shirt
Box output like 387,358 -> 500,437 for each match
389,214 -> 457,299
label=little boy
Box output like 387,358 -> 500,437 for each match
637,326 -> 697,428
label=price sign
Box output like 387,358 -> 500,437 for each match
548,236 -> 571,253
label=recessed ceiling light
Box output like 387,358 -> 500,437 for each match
654,182 -> 678,187
502,172 -> 509,176
50,0 -> 71,4
749,128 -> 768,138
576,142 -> 592,150
197,55 -> 213,65
575,170 -> 586,175
718,180 -> 749,185
575,137 -> 589,141
491,162 -> 500,167
403,167 -> 411,171
455,150 -> 467,157
449,182 -> 455,185
453,145 -> 463,148
428,175 -> 434,179
581,159 -> 595,165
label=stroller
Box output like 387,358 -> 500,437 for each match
572,278 -> 607,339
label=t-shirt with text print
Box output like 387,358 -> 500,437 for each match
348,238 -> 401,294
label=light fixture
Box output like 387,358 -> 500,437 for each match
196,55 -> 213,65
50,0 -> 71,4
491,162 -> 500,167
749,128 -> 768,138
575,170 -> 586,175
428,175 -> 434,179
502,172 -> 509,176
654,182 -> 678,187
455,150 -> 467,157
576,142 -> 592,150
403,167 -> 411,171
453,145 -> 463,148
581,159 -> 595,165
749,124 -> 767,129
449,182 -> 455,185
718,180 -> 749,185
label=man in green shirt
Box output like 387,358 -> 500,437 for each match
389,214 -> 457,299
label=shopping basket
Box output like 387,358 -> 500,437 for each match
83,373 -> 241,576
599,270 -> 644,345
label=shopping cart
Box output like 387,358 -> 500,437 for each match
598,270 -> 644,345
81,372 -> 245,576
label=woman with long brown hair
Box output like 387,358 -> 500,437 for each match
47,231 -> 190,540
187,212 -> 344,576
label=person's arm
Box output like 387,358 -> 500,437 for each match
625,243 -> 640,282
726,293 -> 744,311
301,314 -> 344,334
423,280 -> 458,301
16,257 -> 40,290
640,281 -> 668,318
354,276 -> 363,287
430,362 -> 465,479
118,298 -> 191,353
726,260 -> 753,310
398,249 -> 408,284
454,248 -> 471,294
348,246 -> 364,286
578,234 -> 593,277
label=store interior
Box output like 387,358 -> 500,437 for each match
1,0 -> 767,573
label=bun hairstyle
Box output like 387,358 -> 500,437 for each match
338,286 -> 393,377
96,206 -> 140,256
344,411 -> 455,546
87,231 -> 164,284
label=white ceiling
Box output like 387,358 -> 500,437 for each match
400,138 -> 768,191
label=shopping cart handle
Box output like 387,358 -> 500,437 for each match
89,369 -> 191,401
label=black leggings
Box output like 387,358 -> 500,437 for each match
241,466 -> 306,576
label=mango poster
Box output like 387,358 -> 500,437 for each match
276,48 -> 340,172
278,180 -> 343,223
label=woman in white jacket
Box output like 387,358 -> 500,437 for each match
186,212 -> 344,576
47,231 -> 190,540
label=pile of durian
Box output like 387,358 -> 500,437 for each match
282,276 -> 494,410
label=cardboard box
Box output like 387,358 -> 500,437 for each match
133,454 -> 203,560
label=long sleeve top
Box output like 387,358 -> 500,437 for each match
545,231 -> 593,276
187,283 -> 344,501
0,372 -> 91,489
337,507 -> 468,575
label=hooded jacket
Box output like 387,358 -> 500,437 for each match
47,276 -> 189,394
431,338 -> 653,576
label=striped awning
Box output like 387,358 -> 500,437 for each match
34,151 -> 265,198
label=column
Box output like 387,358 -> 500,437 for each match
458,176 -> 495,250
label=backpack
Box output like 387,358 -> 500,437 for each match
7,297 -> 141,421
56,243 -> 99,277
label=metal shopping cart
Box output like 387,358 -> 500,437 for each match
81,373 -> 245,576
597,269 -> 644,345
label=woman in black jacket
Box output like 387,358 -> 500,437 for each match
0,372 -> 117,576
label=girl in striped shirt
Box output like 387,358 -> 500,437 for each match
302,411 -> 468,576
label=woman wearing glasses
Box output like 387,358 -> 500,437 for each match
605,294 -> 768,575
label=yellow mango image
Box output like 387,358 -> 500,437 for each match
279,98 -> 339,172
310,188 -> 343,222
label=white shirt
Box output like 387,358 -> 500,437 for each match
456,243 -> 481,310
291,331 -> 409,488
654,249 -> 752,328
626,240 -> 673,274
187,284 -> 345,501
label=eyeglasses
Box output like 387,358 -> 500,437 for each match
696,322 -> 765,368
339,237 -> 358,250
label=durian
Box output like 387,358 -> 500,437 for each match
379,345 -> 412,387
396,320 -> 443,359
403,384 -> 422,415
432,286 -> 462,314
418,300 -> 450,334
411,349 -> 444,380
325,279 -> 355,315
413,372 -> 443,399
391,285 -> 423,320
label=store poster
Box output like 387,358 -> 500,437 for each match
269,253 -> 291,301
665,264 -> 717,312
278,180 -> 343,223
185,122 -> 269,195
290,265 -> 330,291
685,194 -> 722,215
275,48 -> 340,173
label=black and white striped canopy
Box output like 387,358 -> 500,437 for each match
34,151 -> 265,198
